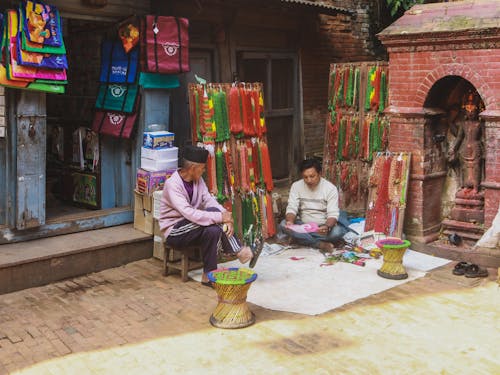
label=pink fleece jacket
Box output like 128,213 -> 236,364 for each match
158,170 -> 226,238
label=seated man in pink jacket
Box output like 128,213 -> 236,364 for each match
159,145 -> 256,287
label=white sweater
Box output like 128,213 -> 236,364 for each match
286,177 -> 340,225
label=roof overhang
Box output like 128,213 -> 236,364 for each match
279,0 -> 356,17
378,0 -> 500,45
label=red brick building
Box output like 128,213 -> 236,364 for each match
378,0 -> 499,262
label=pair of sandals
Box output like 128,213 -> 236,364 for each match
452,261 -> 488,278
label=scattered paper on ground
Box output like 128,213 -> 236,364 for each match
189,247 -> 451,315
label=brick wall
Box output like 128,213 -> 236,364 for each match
388,49 -> 500,111
382,30 -> 500,235
301,0 -> 381,157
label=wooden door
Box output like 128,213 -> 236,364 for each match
238,53 -> 298,181
171,49 -> 215,147
16,91 -> 46,229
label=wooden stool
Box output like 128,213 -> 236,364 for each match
208,267 -> 258,329
163,244 -> 203,282
375,238 -> 411,280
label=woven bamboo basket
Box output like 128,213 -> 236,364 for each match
375,238 -> 411,280
208,267 -> 258,329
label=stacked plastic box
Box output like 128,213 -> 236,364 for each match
136,130 -> 178,195
134,130 -> 178,235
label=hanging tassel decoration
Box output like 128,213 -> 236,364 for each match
205,145 -> 217,195
345,66 -> 354,108
189,86 -> 201,142
353,67 -> 360,111
365,66 -> 376,111
266,191 -> 276,237
215,147 -> 226,202
243,87 -> 255,136
214,89 -> 230,142
378,70 -> 387,113
246,140 -> 256,192
260,140 -> 274,191
257,89 -> 267,136
229,85 -> 244,135
251,89 -> 261,137
337,116 -> 346,161
239,142 -> 250,192
202,88 -> 216,142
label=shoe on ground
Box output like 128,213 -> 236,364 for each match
452,261 -> 470,276
249,238 -> 264,268
464,264 -> 488,278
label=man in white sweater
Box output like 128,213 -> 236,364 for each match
280,158 -> 348,252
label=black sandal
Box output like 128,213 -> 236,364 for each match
452,261 -> 471,276
464,264 -> 488,278
249,238 -> 264,269
201,281 -> 214,288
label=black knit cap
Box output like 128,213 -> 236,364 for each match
183,145 -> 208,164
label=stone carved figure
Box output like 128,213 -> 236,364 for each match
447,92 -> 484,193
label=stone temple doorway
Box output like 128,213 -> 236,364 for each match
424,76 -> 486,244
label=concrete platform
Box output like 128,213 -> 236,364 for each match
0,224 -> 152,295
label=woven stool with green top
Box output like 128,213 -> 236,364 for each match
208,267 -> 258,329
375,238 -> 411,280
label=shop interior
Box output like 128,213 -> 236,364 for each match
45,18 -> 129,220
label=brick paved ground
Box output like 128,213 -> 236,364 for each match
0,258 -> 498,375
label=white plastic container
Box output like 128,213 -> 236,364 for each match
141,146 -> 178,161
153,190 -> 163,219
141,157 -> 178,172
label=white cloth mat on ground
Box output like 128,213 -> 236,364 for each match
188,247 -> 451,316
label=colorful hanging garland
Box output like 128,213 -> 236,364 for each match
188,82 -> 275,240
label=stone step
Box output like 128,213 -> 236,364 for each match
442,229 -> 483,241
454,198 -> 484,207
449,207 -> 484,224
441,219 -> 485,233
0,224 -> 153,295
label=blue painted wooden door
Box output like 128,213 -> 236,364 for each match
16,92 -> 46,229
143,90 -> 170,132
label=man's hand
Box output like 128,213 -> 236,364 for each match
224,221 -> 234,237
221,211 -> 233,223
318,225 -> 329,235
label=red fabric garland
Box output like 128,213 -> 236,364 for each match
228,86 -> 243,135
266,191 -> 276,237
260,141 -> 274,191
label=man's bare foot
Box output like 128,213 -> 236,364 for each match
318,241 -> 334,254
201,272 -> 214,288
236,246 -> 253,264
201,272 -> 210,283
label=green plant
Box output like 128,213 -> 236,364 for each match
386,0 -> 424,16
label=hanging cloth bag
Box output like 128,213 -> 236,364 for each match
145,15 -> 189,74
16,33 -> 68,70
6,9 -> 67,81
99,39 -> 138,83
92,106 -> 139,139
19,3 -> 66,55
23,0 -> 63,47
95,83 -> 139,113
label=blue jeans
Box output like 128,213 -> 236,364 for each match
278,211 -> 349,248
